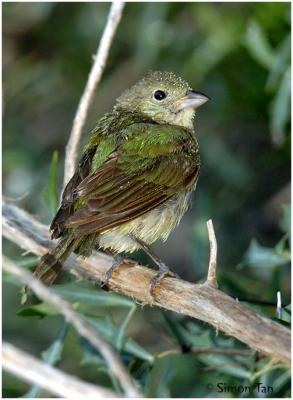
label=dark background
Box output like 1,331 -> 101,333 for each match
3,2 -> 291,398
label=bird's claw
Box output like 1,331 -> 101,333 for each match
101,257 -> 123,290
148,265 -> 179,298
100,271 -> 112,291
101,257 -> 136,290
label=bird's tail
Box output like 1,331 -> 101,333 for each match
22,235 -> 81,303
34,235 -> 81,285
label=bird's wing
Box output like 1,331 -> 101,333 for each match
51,111 -> 155,238
53,123 -> 199,238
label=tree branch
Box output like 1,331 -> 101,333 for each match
3,342 -> 116,398
3,256 -> 141,398
63,1 -> 125,187
3,201 -> 291,365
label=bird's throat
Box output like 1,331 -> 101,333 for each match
172,108 -> 195,130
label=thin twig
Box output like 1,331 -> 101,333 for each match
3,342 -> 116,398
206,219 -> 218,288
2,201 -> 291,365
63,2 -> 125,187
156,347 -> 252,359
3,257 -> 141,398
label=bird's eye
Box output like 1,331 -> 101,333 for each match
154,90 -> 167,101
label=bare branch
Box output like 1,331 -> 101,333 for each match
206,219 -> 218,288
63,2 -> 125,187
3,257 -> 141,398
3,342 -> 116,398
2,201 -> 291,365
156,347 -> 251,359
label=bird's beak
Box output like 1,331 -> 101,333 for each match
175,90 -> 210,111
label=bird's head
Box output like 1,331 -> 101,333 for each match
115,71 -> 209,129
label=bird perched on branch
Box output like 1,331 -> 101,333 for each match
32,71 -> 209,296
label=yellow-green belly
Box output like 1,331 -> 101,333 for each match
98,189 -> 193,253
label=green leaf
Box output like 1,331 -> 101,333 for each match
80,351 -> 105,368
280,204 -> 291,241
42,321 -> 70,363
85,317 -> 154,362
146,356 -> 172,397
17,301 -> 59,317
219,365 -> 251,379
270,369 -> 291,394
124,339 -> 154,363
3,271 -> 23,287
275,235 -> 290,256
203,356 -> 251,379
42,150 -> 59,218
250,358 -> 287,382
267,34 -> 290,90
116,304 -> 137,351
24,320 -> 69,397
270,68 -> 290,146
245,20 -> 274,69
12,256 -> 39,268
283,304 -> 291,317
20,286 -> 29,306
244,239 -> 290,269
52,283 -> 134,308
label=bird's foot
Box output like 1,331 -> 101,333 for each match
101,255 -> 135,291
101,255 -> 124,291
148,263 -> 179,298
127,235 -> 179,298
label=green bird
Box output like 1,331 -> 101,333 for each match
33,71 -> 209,294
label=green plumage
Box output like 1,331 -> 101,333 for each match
32,71 -> 208,287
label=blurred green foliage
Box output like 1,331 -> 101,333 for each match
42,150 -> 59,218
3,2 -> 291,398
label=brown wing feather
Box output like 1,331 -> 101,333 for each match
63,157 -> 198,238
70,193 -> 170,237
66,158 -> 175,235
